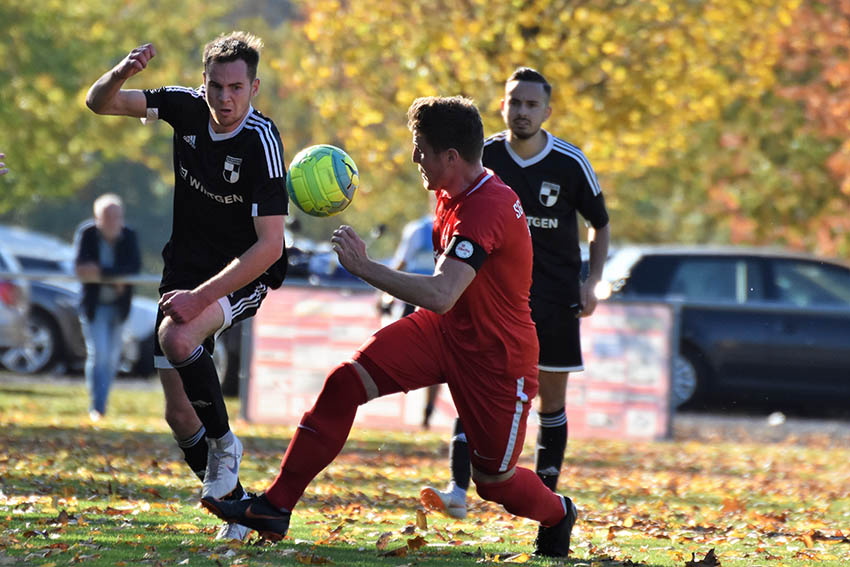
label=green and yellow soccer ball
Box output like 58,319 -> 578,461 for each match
286,144 -> 359,217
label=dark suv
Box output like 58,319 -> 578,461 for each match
599,245 -> 850,410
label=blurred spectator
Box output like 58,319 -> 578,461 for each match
385,211 -> 442,429
74,193 -> 141,420
0,152 -> 8,176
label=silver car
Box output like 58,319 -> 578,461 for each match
0,245 -> 30,350
0,224 -> 243,392
0,224 -> 157,376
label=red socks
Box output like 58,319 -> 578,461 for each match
264,363 -> 367,510
475,466 -> 566,527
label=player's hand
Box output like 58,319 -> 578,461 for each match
113,44 -> 156,81
331,225 -> 369,277
578,279 -> 599,317
159,289 -> 205,325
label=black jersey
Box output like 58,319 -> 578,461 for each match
143,86 -> 288,291
483,130 -> 608,306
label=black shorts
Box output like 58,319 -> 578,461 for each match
154,280 -> 268,369
530,298 -> 584,372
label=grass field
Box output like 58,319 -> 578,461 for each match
1,378 -> 848,566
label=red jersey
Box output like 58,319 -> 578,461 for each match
432,169 -> 539,378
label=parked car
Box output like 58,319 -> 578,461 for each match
0,224 -> 242,392
598,245 -> 850,410
0,224 -> 159,376
0,244 -> 30,351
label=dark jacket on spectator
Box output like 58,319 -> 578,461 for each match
74,221 -> 141,322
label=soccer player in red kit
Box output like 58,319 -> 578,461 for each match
421,68 -> 610,536
202,96 -> 578,557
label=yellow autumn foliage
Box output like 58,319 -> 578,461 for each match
263,0 -> 799,238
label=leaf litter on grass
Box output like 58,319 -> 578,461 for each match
1,382 -> 849,566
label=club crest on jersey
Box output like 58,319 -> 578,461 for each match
539,182 -> 560,207
223,155 -> 243,184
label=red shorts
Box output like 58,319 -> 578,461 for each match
354,309 -> 538,475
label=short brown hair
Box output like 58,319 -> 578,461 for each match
406,96 -> 484,163
508,67 -> 551,100
203,31 -> 263,81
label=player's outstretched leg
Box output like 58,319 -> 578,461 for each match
203,361 -> 370,541
202,493 -> 290,541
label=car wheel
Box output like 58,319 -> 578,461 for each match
671,349 -> 708,408
0,310 -> 62,374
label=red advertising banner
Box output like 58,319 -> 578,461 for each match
244,283 -> 673,440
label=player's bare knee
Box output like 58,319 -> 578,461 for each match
538,392 -> 565,414
537,371 -> 569,413
158,321 -> 196,363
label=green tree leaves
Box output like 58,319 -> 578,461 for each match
5,0 -> 846,257
0,0 -> 228,214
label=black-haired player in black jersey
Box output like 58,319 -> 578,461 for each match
86,31 -> 288,541
421,68 -> 610,540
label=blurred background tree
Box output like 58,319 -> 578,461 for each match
269,0 -> 803,255
3,0 -> 849,271
0,0 -> 229,270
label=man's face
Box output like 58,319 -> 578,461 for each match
204,59 -> 259,134
411,131 -> 448,191
96,203 -> 124,240
501,80 -> 551,140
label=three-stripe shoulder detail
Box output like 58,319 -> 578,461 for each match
163,85 -> 205,99
551,138 -> 601,195
245,113 -> 285,179
484,131 -> 508,148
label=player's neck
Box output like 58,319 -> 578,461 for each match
507,129 -> 548,160
443,163 -> 486,198
208,105 -> 253,135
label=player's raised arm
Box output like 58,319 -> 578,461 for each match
86,44 -> 156,117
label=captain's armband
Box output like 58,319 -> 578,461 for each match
445,235 -> 487,271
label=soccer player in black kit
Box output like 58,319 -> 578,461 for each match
421,67 -> 610,542
86,32 -> 288,541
